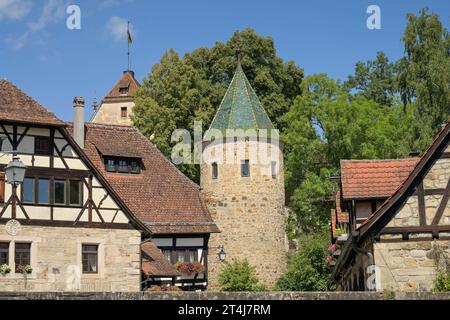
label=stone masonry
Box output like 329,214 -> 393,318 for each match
0,224 -> 141,292
201,140 -> 288,290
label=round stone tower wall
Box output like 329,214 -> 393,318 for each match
201,138 -> 288,290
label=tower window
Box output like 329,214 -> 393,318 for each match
121,107 -> 128,118
241,160 -> 250,177
271,161 -> 277,179
212,162 -> 218,179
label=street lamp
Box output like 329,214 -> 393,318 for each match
5,154 -> 26,186
218,246 -> 226,262
3,151 -> 26,220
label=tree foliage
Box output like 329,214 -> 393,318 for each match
276,229 -> 332,291
398,8 -> 450,150
282,74 -> 415,234
218,259 -> 266,292
132,29 -> 304,182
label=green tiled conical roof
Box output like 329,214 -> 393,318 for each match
208,64 -> 274,133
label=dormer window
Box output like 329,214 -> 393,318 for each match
104,157 -> 141,174
119,87 -> 129,95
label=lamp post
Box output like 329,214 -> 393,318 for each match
4,152 -> 27,219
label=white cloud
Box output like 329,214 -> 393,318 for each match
0,0 -> 32,20
6,0 -> 68,50
27,0 -> 67,32
106,16 -> 134,41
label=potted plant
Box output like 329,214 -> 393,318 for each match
0,264 -> 11,276
175,262 -> 205,276
16,264 -> 33,274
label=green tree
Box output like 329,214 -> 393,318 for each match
132,29 -> 304,182
283,74 -> 415,234
398,8 -> 450,150
345,51 -> 398,107
277,229 -> 333,291
218,259 -> 266,291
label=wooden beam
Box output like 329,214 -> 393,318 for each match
0,218 -> 133,230
431,178 -> 450,225
0,124 -> 13,147
381,225 -> 450,234
417,183 -> 426,226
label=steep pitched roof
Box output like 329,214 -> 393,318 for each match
0,80 -> 65,126
102,70 -> 140,103
78,123 -> 219,235
340,158 -> 419,200
207,64 -> 274,133
357,121 -> 450,240
141,241 -> 179,277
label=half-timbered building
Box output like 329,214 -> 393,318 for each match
78,122 -> 219,290
331,121 -> 450,291
0,79 -> 218,292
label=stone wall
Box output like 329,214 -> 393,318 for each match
201,140 -> 288,289
374,240 -> 449,292
91,101 -> 134,126
0,225 -> 141,292
1,291 -> 450,300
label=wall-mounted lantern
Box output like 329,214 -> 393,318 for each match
218,246 -> 226,262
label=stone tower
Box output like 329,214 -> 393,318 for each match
201,61 -> 288,289
91,70 -> 140,125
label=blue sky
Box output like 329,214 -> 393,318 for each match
0,0 -> 449,122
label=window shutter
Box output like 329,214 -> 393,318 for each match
0,172 -> 5,203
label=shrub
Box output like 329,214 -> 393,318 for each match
218,259 -> 267,291
432,273 -> 450,292
276,229 -> 333,291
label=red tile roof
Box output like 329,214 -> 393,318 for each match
340,158 -> 419,200
77,123 -> 219,235
0,80 -> 65,126
102,71 -> 140,103
358,120 -> 450,235
141,241 -> 179,277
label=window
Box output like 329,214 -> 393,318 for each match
162,249 -> 172,263
271,161 -> 277,179
54,180 -> 65,204
106,159 -> 116,172
119,87 -> 129,95
22,178 -> 34,203
0,242 -> 9,265
38,179 -> 50,204
69,181 -> 82,206
121,107 -> 128,118
34,137 -> 52,156
212,162 -> 218,179
118,160 -> 128,173
241,160 -> 250,177
22,178 -> 82,206
130,160 -> 140,174
82,244 -> 98,274
104,157 -> 141,174
15,243 -> 31,270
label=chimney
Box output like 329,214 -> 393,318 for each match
73,96 -> 85,149
123,70 -> 135,78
